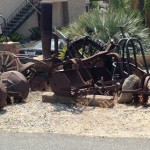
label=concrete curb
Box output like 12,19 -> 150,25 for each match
42,92 -> 114,108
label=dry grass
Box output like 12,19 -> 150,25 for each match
75,95 -> 115,108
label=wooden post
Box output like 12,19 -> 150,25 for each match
41,2 -> 53,59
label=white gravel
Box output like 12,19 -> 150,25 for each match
1,91 -> 150,138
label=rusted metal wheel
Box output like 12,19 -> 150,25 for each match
65,37 -> 106,59
0,81 -> 7,109
30,74 -> 48,91
0,51 -> 21,72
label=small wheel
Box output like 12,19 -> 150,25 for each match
0,51 -> 21,72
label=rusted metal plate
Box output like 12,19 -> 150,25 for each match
1,71 -> 29,101
30,74 -> 48,91
0,81 -> 7,109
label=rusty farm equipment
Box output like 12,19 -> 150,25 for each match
1,2 -> 150,108
36,2 -> 150,105
0,70 -> 30,109
0,51 -> 33,108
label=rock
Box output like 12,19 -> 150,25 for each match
118,75 -> 141,104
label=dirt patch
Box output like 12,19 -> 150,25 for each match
0,91 -> 150,138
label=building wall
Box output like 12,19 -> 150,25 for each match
0,0 -> 24,20
0,0 -> 87,37
42,0 -> 87,27
68,0 -> 86,23
52,2 -> 64,28
16,12 -> 38,37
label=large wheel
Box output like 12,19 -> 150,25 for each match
65,36 -> 106,59
0,51 -> 21,72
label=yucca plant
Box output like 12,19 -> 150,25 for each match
89,0 -> 99,9
61,8 -> 150,46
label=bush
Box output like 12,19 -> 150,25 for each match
8,33 -> 23,42
29,26 -> 41,41
61,9 -> 150,47
0,35 -> 5,43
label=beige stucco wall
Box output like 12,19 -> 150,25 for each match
41,0 -> 87,27
0,0 -> 24,20
0,0 -> 39,37
16,12 -> 38,37
53,0 -> 87,26
68,0 -> 86,23
0,0 -> 87,37
52,2 -> 64,28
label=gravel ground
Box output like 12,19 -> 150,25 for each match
1,92 -> 150,138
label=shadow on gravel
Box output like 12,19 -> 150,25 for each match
0,109 -> 6,115
52,103 -> 96,114
43,92 -> 114,114
122,100 -> 150,109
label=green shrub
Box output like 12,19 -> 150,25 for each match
0,35 -> 5,43
8,33 -> 23,42
29,26 -> 41,40
61,9 -> 150,47
58,44 -> 67,59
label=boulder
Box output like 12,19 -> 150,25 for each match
118,75 -> 141,104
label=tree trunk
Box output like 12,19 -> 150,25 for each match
145,0 -> 150,28
131,0 -> 139,9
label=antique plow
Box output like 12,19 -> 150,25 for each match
48,41 -> 126,97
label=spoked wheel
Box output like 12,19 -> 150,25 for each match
0,51 -> 21,72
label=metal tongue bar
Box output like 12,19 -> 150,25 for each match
54,28 -> 68,43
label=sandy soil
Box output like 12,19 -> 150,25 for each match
1,91 -> 150,138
